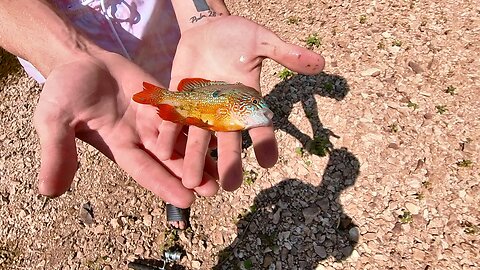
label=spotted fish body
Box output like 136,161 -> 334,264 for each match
132,78 -> 273,131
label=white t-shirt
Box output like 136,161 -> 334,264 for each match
20,0 -> 180,86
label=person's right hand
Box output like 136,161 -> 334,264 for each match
33,52 -> 219,208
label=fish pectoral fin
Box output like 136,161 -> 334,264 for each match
157,104 -> 184,122
185,117 -> 213,129
177,78 -> 228,91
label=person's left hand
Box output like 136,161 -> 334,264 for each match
156,15 -> 325,191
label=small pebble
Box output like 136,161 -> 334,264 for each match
263,255 -> 273,267
405,202 -> 420,215
408,61 -> 425,74
191,260 -> 202,269
388,143 -> 400,149
79,202 -> 94,225
424,113 -> 434,119
348,227 -> 360,242
313,244 -> 327,258
142,214 -> 152,227
361,68 -> 381,77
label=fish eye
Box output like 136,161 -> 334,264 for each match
252,98 -> 258,105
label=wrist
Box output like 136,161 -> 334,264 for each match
44,34 -> 106,74
170,0 -> 230,33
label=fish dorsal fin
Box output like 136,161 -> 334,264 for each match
177,78 -> 227,91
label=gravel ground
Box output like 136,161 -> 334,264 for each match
1,0 -> 479,269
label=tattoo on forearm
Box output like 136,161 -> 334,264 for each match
190,10 -> 219,23
192,0 -> 209,12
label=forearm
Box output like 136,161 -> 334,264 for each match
170,0 -> 230,32
0,0 -> 101,77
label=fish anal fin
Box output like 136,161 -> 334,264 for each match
177,78 -> 228,91
185,117 -> 213,129
157,104 -> 183,123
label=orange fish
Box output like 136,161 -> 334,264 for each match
132,78 -> 274,131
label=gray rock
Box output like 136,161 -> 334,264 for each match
79,202 -> 94,225
348,227 -> 360,242
341,245 -> 353,257
272,208 -> 282,224
313,244 -> 327,258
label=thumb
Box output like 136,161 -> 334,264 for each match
33,106 -> 78,197
257,29 -> 325,75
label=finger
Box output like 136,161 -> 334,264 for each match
33,110 -> 78,197
217,132 -> 243,191
157,121 -> 183,160
173,147 -> 219,197
151,142 -> 219,197
144,127 -> 219,191
193,176 -> 220,197
114,146 -> 195,208
182,127 -> 212,189
257,30 -> 325,75
173,131 -> 219,181
249,125 -> 278,168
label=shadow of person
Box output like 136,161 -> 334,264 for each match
214,148 -> 360,269
243,72 -> 350,156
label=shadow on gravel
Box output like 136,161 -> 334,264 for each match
0,47 -> 23,82
214,148 -> 360,269
243,72 -> 349,156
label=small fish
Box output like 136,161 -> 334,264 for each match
132,78 -> 274,131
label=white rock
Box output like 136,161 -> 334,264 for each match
142,214 -> 152,227
92,224 -> 104,234
361,68 -> 381,77
110,218 -> 120,229
405,202 -> 420,215
191,260 -> 202,269
388,46 -> 401,54
350,249 -> 360,260
382,32 -> 392,38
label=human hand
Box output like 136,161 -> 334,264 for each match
157,15 -> 325,191
33,52 -> 218,208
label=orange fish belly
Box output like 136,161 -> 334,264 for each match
173,101 -> 244,131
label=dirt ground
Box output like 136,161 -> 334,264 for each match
1,0 -> 479,269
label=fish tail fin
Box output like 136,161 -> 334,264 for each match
132,82 -> 166,104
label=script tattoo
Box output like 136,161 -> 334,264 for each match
190,10 -> 219,23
